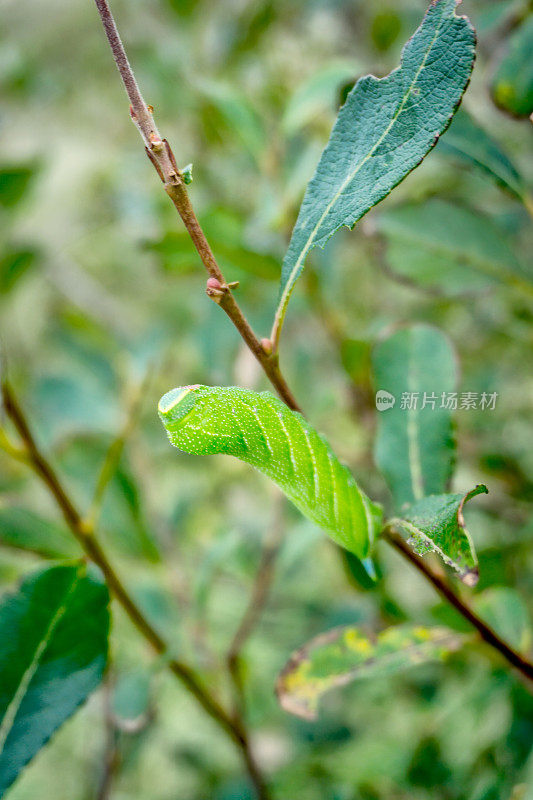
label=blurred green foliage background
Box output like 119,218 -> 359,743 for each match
1,0 -> 533,797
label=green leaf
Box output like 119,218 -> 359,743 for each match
439,109 -> 527,201
282,62 -> 359,136
0,507 -> 80,559
473,587 -> 532,654
276,624 -> 463,720
373,324 -> 457,508
0,564 -> 109,795
370,9 -> 402,53
158,385 -> 381,559
147,215 -> 280,281
391,484 -> 487,585
112,669 -> 152,724
0,249 -> 36,292
197,81 -> 266,162
375,200 -> 532,296
339,339 -> 372,388
491,16 -> 533,118
273,0 -> 475,343
0,164 -> 37,209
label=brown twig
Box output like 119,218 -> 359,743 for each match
383,526 -> 533,683
1,382 -> 271,800
92,0 -> 300,414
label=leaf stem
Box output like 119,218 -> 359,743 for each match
382,525 -> 533,683
92,0 -> 300,414
1,381 -> 271,800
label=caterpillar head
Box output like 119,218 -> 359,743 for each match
158,384 -> 205,430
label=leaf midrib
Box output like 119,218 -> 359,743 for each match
277,1 -> 448,321
0,570 -> 81,756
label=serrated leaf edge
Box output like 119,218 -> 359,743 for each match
272,0 -> 475,345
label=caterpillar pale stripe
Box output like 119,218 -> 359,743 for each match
158,385 -> 381,559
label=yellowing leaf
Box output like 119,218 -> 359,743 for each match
277,624 -> 463,720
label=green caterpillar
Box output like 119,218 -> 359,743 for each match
158,385 -> 381,559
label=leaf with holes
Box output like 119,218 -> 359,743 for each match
391,484 -> 487,585
0,564 -> 109,795
158,385 -> 381,559
373,324 -> 457,509
277,624 -> 463,720
272,0 -> 475,343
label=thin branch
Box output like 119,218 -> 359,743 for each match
1,381 -> 271,800
382,526 -> 533,683
92,0 -> 300,414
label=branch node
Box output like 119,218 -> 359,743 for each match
149,133 -> 164,152
260,338 -> 273,355
206,276 -> 227,304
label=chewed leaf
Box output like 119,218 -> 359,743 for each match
272,0 -> 475,344
277,624 -> 463,720
158,385 -> 381,559
392,485 -> 488,585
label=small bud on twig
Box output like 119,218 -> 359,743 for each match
206,277 -> 226,304
149,132 -> 164,152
